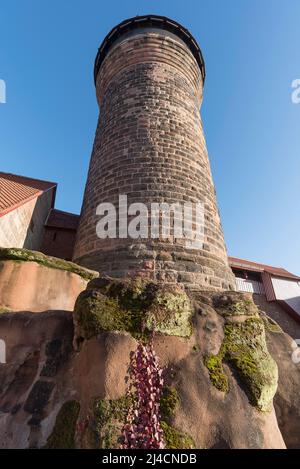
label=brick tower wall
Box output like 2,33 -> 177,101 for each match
73,20 -> 235,291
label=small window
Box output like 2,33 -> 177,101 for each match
53,232 -> 57,241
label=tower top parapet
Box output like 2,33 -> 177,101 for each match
94,14 -> 206,85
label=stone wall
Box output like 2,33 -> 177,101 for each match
41,227 -> 77,261
73,25 -> 235,292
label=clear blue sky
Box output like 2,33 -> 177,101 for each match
0,0 -> 299,274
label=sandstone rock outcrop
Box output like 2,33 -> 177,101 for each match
0,279 -> 299,449
0,248 -> 98,312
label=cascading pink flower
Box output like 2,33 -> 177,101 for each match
121,338 -> 165,449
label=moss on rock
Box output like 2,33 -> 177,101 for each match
224,318 -> 278,411
87,391 -> 194,449
203,353 -> 228,393
144,287 -> 193,338
260,314 -> 283,334
0,247 -> 97,281
204,316 -> 278,411
73,289 -> 143,339
159,385 -> 195,449
161,421 -> 195,449
160,386 -> 180,420
74,278 -> 193,340
44,400 -> 80,449
91,396 -> 133,448
213,292 -> 258,317
88,276 -> 152,311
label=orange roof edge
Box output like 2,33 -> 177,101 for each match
0,192 -> 42,218
0,172 -> 57,188
0,172 -> 57,218
229,256 -> 300,281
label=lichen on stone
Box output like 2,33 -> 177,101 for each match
260,314 -> 283,334
44,400 -> 80,449
144,288 -> 193,338
0,247 -> 98,281
204,316 -> 278,412
88,276 -> 150,311
73,277 -> 193,340
74,289 -> 142,340
224,318 -> 278,411
213,292 -> 258,318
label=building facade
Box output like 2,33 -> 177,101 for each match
0,172 -> 78,260
0,172 -> 56,251
230,256 -> 300,336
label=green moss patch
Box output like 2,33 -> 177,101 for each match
91,396 -> 133,449
0,247 -> 98,281
224,319 -> 278,411
74,289 -> 142,339
161,421 -> 195,449
160,386 -> 179,420
159,386 -> 195,449
203,353 -> 228,393
88,276 -> 152,311
204,318 -> 278,411
44,400 -> 80,449
74,278 -> 193,340
145,289 -> 193,338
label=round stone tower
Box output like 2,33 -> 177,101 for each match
73,15 -> 235,291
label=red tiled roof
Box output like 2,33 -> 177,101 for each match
0,172 -> 57,217
45,208 -> 79,230
229,256 -> 300,281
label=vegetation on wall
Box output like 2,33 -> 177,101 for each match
0,247 -> 97,281
121,339 -> 165,448
204,316 -> 278,411
73,277 -> 194,340
159,385 -> 196,449
91,396 -> 133,449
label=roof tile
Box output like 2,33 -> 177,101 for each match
0,172 -> 57,217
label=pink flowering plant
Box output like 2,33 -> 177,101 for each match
121,336 -> 165,449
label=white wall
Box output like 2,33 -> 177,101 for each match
0,190 -> 53,251
271,277 -> 300,316
235,277 -> 265,294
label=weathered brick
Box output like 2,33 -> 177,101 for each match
73,21 -> 236,292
